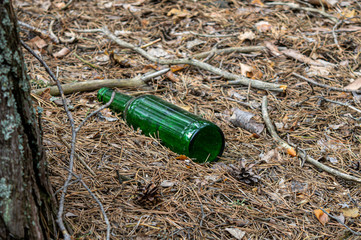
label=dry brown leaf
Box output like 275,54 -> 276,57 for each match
107,50 -> 137,67
238,31 -> 256,42
261,149 -> 281,163
225,227 -> 246,239
240,63 -> 263,79
336,9 -> 357,19
255,21 -> 272,32
248,67 -> 263,79
167,8 -> 189,18
240,63 -> 253,77
53,47 -> 70,58
144,64 -> 159,70
344,78 -> 361,91
341,207 -> 360,218
314,209 -> 330,225
54,2 -> 66,8
264,41 -> 282,57
306,65 -> 331,77
28,36 -> 48,49
165,71 -> 179,82
251,0 -> 264,6
282,49 -> 323,66
171,65 -> 188,72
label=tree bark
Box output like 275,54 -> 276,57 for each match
0,1 -> 58,239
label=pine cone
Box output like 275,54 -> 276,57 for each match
135,183 -> 161,209
228,160 -> 260,185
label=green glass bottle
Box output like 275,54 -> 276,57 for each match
97,87 -> 225,163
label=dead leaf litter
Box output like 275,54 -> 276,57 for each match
18,0 -> 361,238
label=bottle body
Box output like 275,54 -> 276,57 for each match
98,88 -> 225,163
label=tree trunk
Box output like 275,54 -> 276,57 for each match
0,1 -> 58,239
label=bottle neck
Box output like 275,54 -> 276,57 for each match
97,87 -> 133,113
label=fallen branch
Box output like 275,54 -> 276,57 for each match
261,95 -> 361,183
32,68 -> 170,96
73,27 -> 286,93
292,73 -> 361,94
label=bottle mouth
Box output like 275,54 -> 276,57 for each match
97,87 -> 111,102
188,124 -> 225,163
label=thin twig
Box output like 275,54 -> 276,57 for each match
53,178 -> 80,196
192,46 -> 266,59
261,95 -> 361,183
292,73 -> 361,94
18,21 -> 60,43
75,27 -> 285,92
77,176 -> 111,238
332,19 -> 344,51
59,30 -> 76,44
61,0 -> 74,10
319,97 -> 361,115
57,135 -> 96,176
266,2 -> 338,23
73,52 -> 102,70
140,38 -> 162,49
75,91 -> 115,132
72,28 -> 103,33
127,7 -> 143,26
319,208 -> 361,236
298,151 -> 361,183
49,19 -> 60,44
21,40 -> 112,239
190,31 -> 239,38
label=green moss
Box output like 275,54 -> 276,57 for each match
0,178 -> 11,200
18,133 -> 24,155
1,113 -> 20,141
0,178 -> 12,225
1,8 -> 11,29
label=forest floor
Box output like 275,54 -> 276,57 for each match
16,0 -> 361,239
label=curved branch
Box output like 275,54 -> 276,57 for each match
262,95 -> 361,183
85,27 -> 286,92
